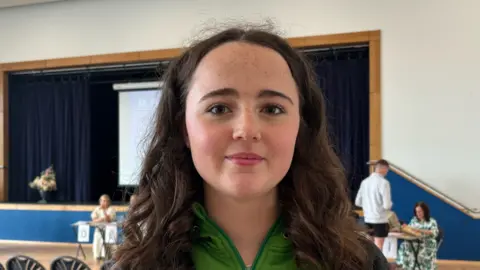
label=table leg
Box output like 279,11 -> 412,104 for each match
407,240 -> 421,269
72,226 -> 87,260
98,227 -> 113,260
79,243 -> 86,260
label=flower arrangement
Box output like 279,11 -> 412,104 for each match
29,165 -> 57,192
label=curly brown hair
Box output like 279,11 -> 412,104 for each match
114,27 -> 368,269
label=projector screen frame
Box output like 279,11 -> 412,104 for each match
113,81 -> 164,91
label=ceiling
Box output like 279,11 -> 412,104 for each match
0,0 -> 65,9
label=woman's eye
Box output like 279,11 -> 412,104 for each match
207,104 -> 231,115
262,105 -> 285,115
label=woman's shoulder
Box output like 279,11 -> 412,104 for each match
359,237 -> 390,270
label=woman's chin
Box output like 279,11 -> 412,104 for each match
224,182 -> 277,201
203,173 -> 279,200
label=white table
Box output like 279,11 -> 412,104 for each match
384,232 -> 423,268
71,221 -> 122,260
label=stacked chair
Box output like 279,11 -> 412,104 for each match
3,255 -> 91,270
50,256 -> 91,270
5,255 -> 45,270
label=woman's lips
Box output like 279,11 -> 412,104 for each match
225,152 -> 264,166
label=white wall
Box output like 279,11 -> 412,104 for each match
1,0 -> 479,210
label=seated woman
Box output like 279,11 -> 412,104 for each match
396,201 -> 439,269
91,194 -> 117,261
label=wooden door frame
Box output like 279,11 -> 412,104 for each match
0,30 -> 381,201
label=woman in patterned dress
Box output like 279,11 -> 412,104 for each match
396,202 -> 439,269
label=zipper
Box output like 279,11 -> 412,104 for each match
203,216 -> 247,269
250,217 -> 281,270
203,215 -> 282,270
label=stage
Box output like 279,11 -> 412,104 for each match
0,203 -> 128,243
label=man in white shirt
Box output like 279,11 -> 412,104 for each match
355,159 -> 393,251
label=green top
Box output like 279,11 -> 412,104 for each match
106,203 -> 389,269
191,202 -> 297,270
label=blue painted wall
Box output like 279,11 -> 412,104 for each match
0,209 -> 125,243
388,170 -> 480,261
2,172 -> 479,262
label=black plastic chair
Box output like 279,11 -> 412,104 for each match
436,227 -> 444,249
5,255 -> 46,270
50,256 -> 91,270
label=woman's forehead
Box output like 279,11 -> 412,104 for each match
196,42 -> 291,77
189,42 -> 298,99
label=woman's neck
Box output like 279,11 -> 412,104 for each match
204,188 -> 279,266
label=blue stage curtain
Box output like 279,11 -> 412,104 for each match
9,74 -> 91,203
89,81 -> 119,202
306,49 -> 370,201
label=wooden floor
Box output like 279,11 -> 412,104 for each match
1,242 -> 479,270
386,258 -> 480,270
0,242 -> 101,270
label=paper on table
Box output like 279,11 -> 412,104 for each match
105,224 -> 118,244
77,224 -> 90,242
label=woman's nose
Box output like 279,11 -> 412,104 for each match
232,110 -> 262,141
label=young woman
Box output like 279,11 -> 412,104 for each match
113,27 -> 389,269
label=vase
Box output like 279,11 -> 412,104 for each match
38,190 -> 47,204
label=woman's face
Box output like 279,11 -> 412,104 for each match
185,41 -> 300,200
415,206 -> 425,220
100,196 -> 109,208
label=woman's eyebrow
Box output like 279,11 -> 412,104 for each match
199,88 -> 293,104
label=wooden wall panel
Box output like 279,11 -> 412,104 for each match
369,92 -> 381,160
90,52 -> 141,65
289,31 -> 371,48
138,48 -> 183,61
2,60 -> 47,71
46,56 -> 92,69
0,70 -> 7,201
369,37 -> 381,161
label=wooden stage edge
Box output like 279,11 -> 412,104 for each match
0,239 -> 92,248
0,203 -> 357,215
0,203 -> 128,212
